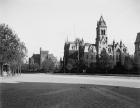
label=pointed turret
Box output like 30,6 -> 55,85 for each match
135,32 -> 140,52
134,32 -> 140,69
97,15 -> 106,27
135,33 -> 140,44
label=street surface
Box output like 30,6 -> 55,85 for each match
0,74 -> 140,108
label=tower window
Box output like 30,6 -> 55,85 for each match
104,30 -> 105,35
101,30 -> 105,35
101,30 -> 104,35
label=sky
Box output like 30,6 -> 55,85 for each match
0,0 -> 140,60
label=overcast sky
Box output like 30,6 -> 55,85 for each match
0,0 -> 140,59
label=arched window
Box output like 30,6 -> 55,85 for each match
116,49 -> 121,61
103,30 -> 105,35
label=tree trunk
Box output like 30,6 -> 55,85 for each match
18,66 -> 20,74
20,65 -> 21,74
0,63 -> 3,76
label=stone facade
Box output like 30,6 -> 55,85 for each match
134,33 -> 140,69
29,48 -> 58,69
63,16 -> 128,71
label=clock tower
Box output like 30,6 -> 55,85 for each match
96,16 -> 108,57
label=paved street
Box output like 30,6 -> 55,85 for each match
0,74 -> 140,108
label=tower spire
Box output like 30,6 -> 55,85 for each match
98,15 -> 106,26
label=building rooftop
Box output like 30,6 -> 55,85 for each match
135,32 -> 140,43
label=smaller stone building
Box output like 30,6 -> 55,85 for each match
29,48 -> 58,69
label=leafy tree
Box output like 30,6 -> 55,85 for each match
21,63 -> 29,73
98,49 -> 113,73
41,58 -> 55,72
124,56 -> 134,72
29,63 -> 40,72
65,58 -> 76,72
0,24 -> 27,76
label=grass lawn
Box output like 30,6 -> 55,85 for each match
0,82 -> 140,108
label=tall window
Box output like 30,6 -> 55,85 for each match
101,30 -> 105,35
101,30 -> 104,35
104,30 -> 105,35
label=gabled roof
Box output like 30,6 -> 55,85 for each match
135,33 -> 140,43
99,16 -> 104,22
41,51 -> 48,54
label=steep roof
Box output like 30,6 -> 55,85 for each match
135,32 -> 140,43
41,51 -> 48,54
99,16 -> 104,22
97,16 -> 106,26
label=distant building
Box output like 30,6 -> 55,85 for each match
40,49 -> 49,68
134,33 -> 140,69
29,48 -> 57,69
29,54 -> 40,65
63,16 -> 128,71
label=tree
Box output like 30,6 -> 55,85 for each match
124,56 -> 134,71
41,58 -> 55,72
0,24 -> 27,76
98,49 -> 113,73
29,63 -> 40,72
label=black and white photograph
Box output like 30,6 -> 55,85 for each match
0,0 -> 140,108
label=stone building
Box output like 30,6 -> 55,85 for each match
134,33 -> 140,69
29,48 -> 58,69
63,16 -> 128,71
